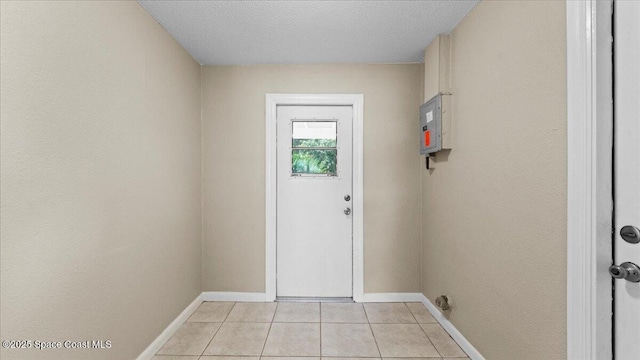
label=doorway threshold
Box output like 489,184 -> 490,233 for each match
276,296 -> 354,303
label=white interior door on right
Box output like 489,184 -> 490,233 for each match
613,1 -> 640,358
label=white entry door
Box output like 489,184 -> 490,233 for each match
613,1 -> 640,358
276,105 -> 353,298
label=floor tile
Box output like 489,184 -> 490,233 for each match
421,323 -> 467,358
262,358 -> 320,360
320,303 -> 367,323
405,302 -> 437,323
383,358 -> 441,360
321,323 -> 380,357
382,356 -> 442,360
188,302 -> 235,322
203,322 -> 270,356
155,301 -> 466,360
370,324 -> 439,358
201,357 -> 259,360
274,302 -> 320,322
156,322 -> 221,355
226,302 -> 277,322
262,323 -> 321,356
364,303 -> 417,324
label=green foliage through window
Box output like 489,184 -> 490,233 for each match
292,138 -> 337,148
292,139 -> 337,175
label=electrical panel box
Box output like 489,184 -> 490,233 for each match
420,93 -> 452,155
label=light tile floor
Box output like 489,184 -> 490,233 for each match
154,302 -> 469,360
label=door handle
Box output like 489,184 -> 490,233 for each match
609,262 -> 640,283
344,207 -> 351,215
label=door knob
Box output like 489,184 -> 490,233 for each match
609,262 -> 640,283
620,225 -> 640,244
344,207 -> 351,215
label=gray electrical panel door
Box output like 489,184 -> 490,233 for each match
420,94 -> 442,155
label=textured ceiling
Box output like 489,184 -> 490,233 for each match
138,0 -> 478,65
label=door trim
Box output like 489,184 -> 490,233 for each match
265,94 -> 364,302
566,1 -> 613,359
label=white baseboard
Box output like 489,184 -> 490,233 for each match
419,293 -> 484,360
362,292 -> 425,302
201,292 -> 425,303
201,291 -> 268,302
136,293 -> 202,360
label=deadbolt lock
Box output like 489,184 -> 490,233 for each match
344,195 -> 351,201
620,225 -> 640,244
609,262 -> 640,283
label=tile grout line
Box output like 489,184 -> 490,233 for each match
181,301 -> 467,360
259,302 -> 278,357
362,303 -> 382,358
319,302 -> 322,357
407,303 -> 469,359
199,301 -> 237,358
400,302 -> 419,325
405,302 -> 442,358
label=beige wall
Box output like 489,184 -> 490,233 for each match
423,34 -> 451,100
202,64 -> 423,293
1,0 -> 569,358
0,2 -> 202,359
421,1 -> 567,359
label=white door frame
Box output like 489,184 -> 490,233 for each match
566,1 -> 613,359
265,94 -> 364,302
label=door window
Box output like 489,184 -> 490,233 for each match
291,121 -> 337,176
